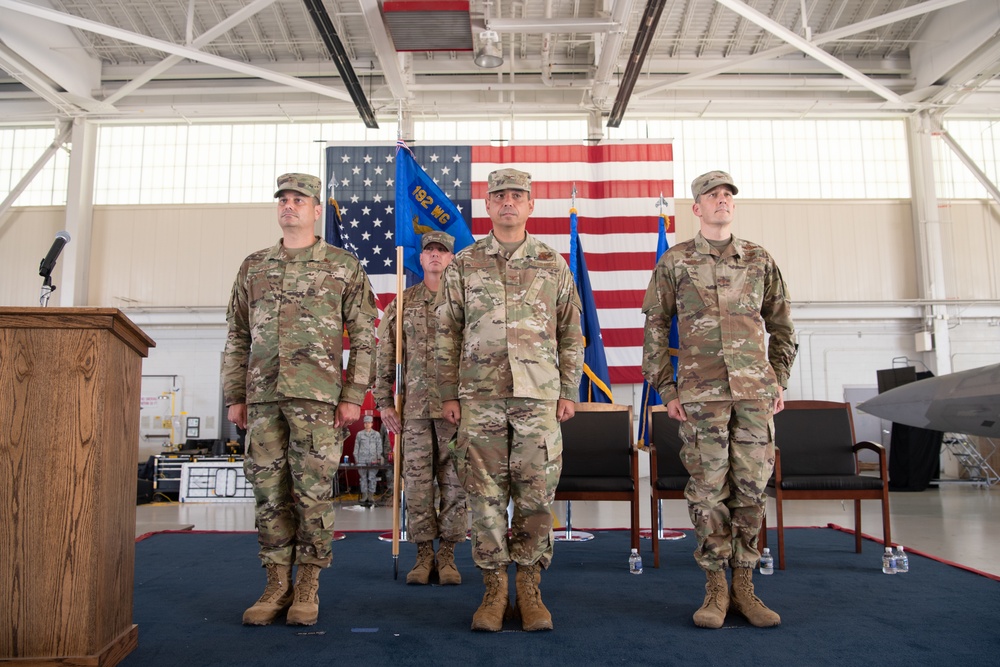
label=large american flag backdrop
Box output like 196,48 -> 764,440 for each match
325,142 -> 674,386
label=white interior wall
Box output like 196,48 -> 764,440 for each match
137,327 -> 226,461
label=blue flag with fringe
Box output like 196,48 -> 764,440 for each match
570,208 -> 613,403
637,212 -> 679,446
394,140 -> 475,280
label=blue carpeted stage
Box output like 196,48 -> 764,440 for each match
124,526 -> 999,667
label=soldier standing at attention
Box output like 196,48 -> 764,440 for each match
375,231 -> 467,586
223,173 -> 378,627
436,168 -> 584,632
353,415 -> 383,507
641,170 -> 796,629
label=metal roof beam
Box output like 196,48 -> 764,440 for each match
713,0 -> 906,106
607,0 -> 669,127
102,0 -> 281,106
637,0 -> 969,99
0,2 -> 104,113
0,0 -> 353,104
358,0 -> 409,101
302,0 -> 377,127
591,0 -> 639,108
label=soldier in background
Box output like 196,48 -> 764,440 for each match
375,231 -> 466,586
641,170 -> 796,629
223,172 -> 377,627
353,415 -> 383,507
436,169 -> 583,632
379,420 -> 393,495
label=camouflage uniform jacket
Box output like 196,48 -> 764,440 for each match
373,281 -> 444,419
641,231 -> 796,405
222,237 -> 378,407
436,230 -> 584,402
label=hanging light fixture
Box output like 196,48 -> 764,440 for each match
474,30 -> 503,68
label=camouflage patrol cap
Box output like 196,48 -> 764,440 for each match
363,415 -> 373,423
274,172 -> 322,199
487,168 -> 532,194
691,170 -> 738,199
421,230 -> 455,252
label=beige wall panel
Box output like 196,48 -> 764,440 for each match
942,201 -> 1000,300
1,200 -> 993,308
89,207 -> 133,307
672,200 -> 918,302
871,202 -> 919,300
89,204 -> 275,307
0,207 -> 63,306
218,205 -> 280,304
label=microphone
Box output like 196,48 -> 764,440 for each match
39,231 -> 71,277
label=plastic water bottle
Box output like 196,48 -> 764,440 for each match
894,546 -> 909,573
882,546 -> 897,574
342,454 -> 350,465
759,548 -> 774,575
628,548 -> 643,575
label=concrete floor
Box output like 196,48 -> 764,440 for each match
136,477 -> 1000,577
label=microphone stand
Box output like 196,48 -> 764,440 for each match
39,273 -> 56,307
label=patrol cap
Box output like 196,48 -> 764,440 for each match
690,170 -> 738,199
487,168 -> 532,194
421,230 -> 455,252
363,415 -> 373,423
274,172 -> 322,199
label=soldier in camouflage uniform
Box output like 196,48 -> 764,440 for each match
353,415 -> 383,507
641,170 -> 796,630
436,168 -> 584,632
374,231 -> 467,586
223,172 -> 377,627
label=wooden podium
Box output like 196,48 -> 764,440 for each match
0,308 -> 155,665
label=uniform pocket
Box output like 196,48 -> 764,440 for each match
309,420 -> 343,470
738,264 -> 767,311
543,427 -> 562,461
467,268 -> 503,307
523,272 -> 546,305
682,265 -> 715,313
449,433 -> 470,490
248,268 -> 279,306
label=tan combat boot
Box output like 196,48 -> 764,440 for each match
407,541 -> 436,585
436,540 -> 462,585
692,569 -> 730,629
242,564 -> 293,625
471,567 -> 509,632
731,567 -> 781,627
514,563 -> 553,631
286,564 -> 321,626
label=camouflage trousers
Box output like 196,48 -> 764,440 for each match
678,400 -> 775,571
451,398 -> 562,570
245,398 -> 344,568
402,417 -> 466,543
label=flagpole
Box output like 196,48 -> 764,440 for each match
391,245 -> 404,579
387,134 -> 475,575
640,192 -> 685,542
391,118 -> 405,579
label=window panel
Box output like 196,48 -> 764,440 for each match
4,119 -> 998,205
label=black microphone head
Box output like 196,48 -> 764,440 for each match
39,231 -> 71,277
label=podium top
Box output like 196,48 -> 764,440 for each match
0,307 -> 156,357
